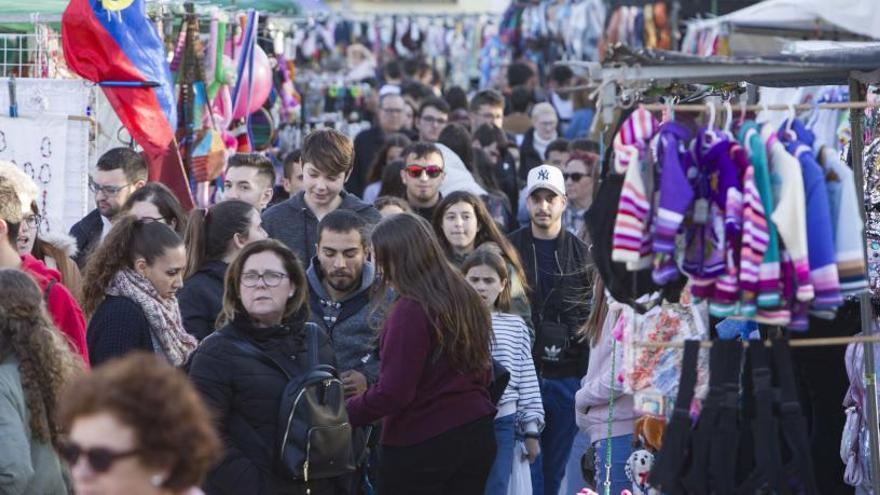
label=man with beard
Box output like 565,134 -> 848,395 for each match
508,164 -> 591,495
69,147 -> 147,267
307,209 -> 380,398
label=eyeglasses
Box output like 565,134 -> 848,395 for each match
241,270 -> 289,288
420,116 -> 448,126
89,178 -> 132,196
405,165 -> 444,179
137,216 -> 169,225
381,107 -> 404,115
57,440 -> 141,473
22,214 -> 41,228
563,173 -> 589,182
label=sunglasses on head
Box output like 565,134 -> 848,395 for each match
563,172 -> 589,182
405,165 -> 443,179
58,440 -> 140,473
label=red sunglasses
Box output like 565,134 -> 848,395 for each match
404,165 -> 443,179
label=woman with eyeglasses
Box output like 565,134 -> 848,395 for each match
82,215 -> 197,367
0,269 -> 80,494
121,182 -> 188,237
178,200 -> 267,341
346,213 -> 497,493
58,352 -> 220,495
188,239 -> 343,495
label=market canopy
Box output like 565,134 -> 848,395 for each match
688,0 -> 880,39
684,0 -> 880,56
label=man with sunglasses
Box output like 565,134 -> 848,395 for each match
400,142 -> 446,221
562,149 -> 597,243
69,148 -> 147,267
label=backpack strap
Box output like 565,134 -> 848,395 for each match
305,322 -> 320,368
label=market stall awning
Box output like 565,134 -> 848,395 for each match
688,0 -> 880,39
587,44 -> 880,88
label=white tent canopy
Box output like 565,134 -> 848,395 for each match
689,0 -> 880,38
684,0 -> 880,56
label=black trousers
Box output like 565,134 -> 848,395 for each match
791,307 -> 858,495
378,416 -> 497,495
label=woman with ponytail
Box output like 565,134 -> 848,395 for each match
178,200 -> 266,340
82,215 -> 197,367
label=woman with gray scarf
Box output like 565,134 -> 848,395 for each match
82,215 -> 197,367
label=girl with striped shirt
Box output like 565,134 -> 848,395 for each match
463,250 -> 545,495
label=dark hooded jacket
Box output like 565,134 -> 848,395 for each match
306,259 -> 380,384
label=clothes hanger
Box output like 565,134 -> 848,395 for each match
723,100 -> 734,137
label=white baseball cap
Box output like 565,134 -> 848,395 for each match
525,164 -> 566,198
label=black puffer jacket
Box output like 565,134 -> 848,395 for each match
188,315 -> 346,495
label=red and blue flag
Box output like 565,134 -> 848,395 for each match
62,0 -> 193,209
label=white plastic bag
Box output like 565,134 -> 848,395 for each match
508,440 -> 533,495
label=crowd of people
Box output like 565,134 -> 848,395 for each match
0,54 -> 639,495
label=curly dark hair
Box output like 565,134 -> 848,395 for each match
0,269 -> 80,446
58,352 -> 221,491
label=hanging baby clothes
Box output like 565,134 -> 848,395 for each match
651,122 -> 694,286
819,145 -> 868,297
779,120 -> 843,327
611,107 -> 660,270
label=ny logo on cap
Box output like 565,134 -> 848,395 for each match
538,169 -> 550,181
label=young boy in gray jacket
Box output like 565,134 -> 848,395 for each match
263,129 -> 381,264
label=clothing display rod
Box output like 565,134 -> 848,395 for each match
592,53 -> 880,491
635,334 -> 880,349
639,101 -> 880,112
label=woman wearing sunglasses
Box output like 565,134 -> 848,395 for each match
188,240 -> 344,495
0,269 -> 80,494
562,150 -> 597,246
82,216 -> 197,367
59,352 -> 220,495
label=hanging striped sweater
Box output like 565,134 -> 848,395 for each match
490,312 -> 545,435
651,121 -> 693,285
764,127 -> 813,304
741,123 -> 783,310
611,107 -> 659,269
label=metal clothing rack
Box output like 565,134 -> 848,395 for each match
587,49 -> 880,494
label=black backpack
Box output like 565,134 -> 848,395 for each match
220,323 -> 356,483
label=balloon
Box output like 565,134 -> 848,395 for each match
231,44 -> 272,119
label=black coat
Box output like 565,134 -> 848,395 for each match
87,295 -> 154,366
508,226 -> 591,379
518,128 -> 544,182
69,209 -> 103,268
178,260 -> 227,341
188,316 -> 344,495
349,126 -> 385,197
